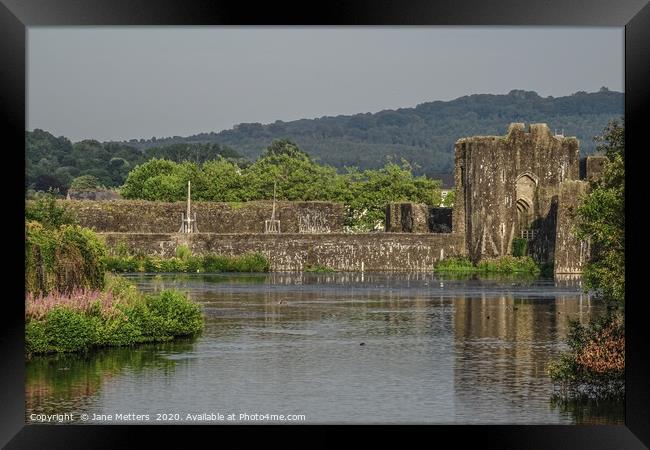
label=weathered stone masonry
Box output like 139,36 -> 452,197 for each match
554,181 -> 590,274
453,123 -> 606,273
453,123 -> 580,263
60,200 -> 345,234
59,123 -> 606,274
385,203 -> 452,233
100,232 -> 465,272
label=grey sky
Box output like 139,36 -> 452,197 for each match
27,27 -> 624,142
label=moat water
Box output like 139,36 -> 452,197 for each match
26,273 -> 624,424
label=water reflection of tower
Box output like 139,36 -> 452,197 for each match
451,288 -> 589,414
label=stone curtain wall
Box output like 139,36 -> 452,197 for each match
58,200 -> 345,234
454,123 -> 580,262
385,203 -> 429,233
554,181 -> 591,274
100,232 -> 465,272
67,190 -> 122,201
385,203 -> 452,233
46,123 -> 601,275
385,204 -> 404,232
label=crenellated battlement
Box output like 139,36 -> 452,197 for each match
456,122 -> 578,146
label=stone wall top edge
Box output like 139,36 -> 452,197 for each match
455,122 -> 579,144
55,199 -> 345,206
97,232 -> 465,238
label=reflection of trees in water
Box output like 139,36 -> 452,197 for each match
200,286 -> 440,336
125,272 -> 583,296
134,274 -> 269,292
549,394 -> 624,425
25,340 -> 196,419
27,274 -> 620,424
190,278 -> 447,341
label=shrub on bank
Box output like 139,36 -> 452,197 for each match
175,244 -> 192,260
434,255 -> 540,274
104,252 -> 270,273
548,315 -> 624,399
25,192 -> 77,229
145,291 -> 205,336
433,257 -> 475,272
25,275 -> 203,355
512,237 -> 528,257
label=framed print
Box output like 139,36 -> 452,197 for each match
2,0 -> 648,447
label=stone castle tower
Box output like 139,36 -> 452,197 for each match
451,123 -> 606,273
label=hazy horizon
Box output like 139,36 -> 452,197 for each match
28,27 -> 624,142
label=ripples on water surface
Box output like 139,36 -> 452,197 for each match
26,272 -> 623,424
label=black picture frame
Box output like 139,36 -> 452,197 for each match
2,1 -> 648,447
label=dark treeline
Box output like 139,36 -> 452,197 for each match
120,88 -> 623,174
27,88 -> 623,192
26,131 -> 243,192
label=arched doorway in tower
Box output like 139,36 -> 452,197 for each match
516,197 -> 532,233
515,172 -> 538,239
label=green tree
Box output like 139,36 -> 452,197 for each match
343,161 -> 441,230
548,119 -> 626,399
26,90 -> 625,193
201,158 -> 246,202
594,119 -> 624,160
70,175 -> 101,191
261,138 -> 310,161
574,119 -> 624,308
120,159 -> 179,200
244,150 -> 340,201
118,142 -> 443,230
120,159 -> 209,202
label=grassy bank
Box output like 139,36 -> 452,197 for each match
434,255 -> 542,275
26,197 -> 205,355
26,275 -> 203,355
105,250 -> 270,273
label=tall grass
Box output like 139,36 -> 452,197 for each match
26,289 -> 116,321
25,221 -> 107,296
104,252 -> 270,273
433,257 -> 475,272
175,244 -> 192,260
25,207 -> 205,355
434,255 -> 541,275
